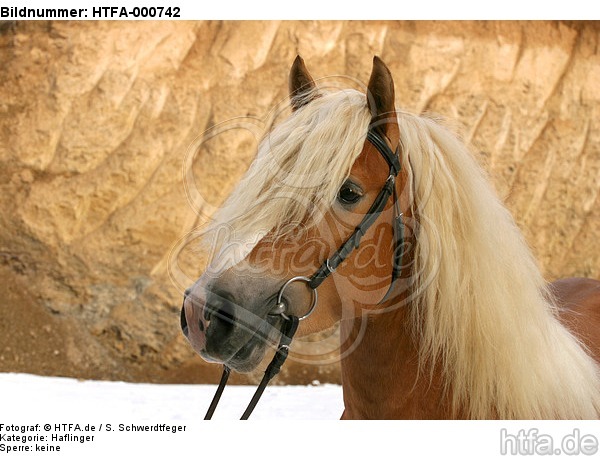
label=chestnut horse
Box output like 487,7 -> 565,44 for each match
181,56 -> 600,419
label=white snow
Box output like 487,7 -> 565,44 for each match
0,373 -> 344,421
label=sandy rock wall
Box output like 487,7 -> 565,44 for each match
0,21 -> 598,384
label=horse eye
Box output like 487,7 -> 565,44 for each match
337,181 -> 363,206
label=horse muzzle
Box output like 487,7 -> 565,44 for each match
181,284 -> 282,372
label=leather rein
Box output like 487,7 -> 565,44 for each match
201,128 -> 403,419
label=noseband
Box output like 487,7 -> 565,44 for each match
197,128 -> 403,419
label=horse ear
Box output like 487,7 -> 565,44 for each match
289,55 -> 317,111
366,56 -> 399,136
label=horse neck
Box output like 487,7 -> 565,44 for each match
339,302 -> 455,419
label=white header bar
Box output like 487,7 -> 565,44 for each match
0,0 -> 597,20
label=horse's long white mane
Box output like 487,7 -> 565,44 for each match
206,89 -> 370,261
208,87 -> 600,418
404,114 -> 600,419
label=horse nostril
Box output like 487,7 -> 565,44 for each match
206,292 -> 236,333
216,299 -> 236,327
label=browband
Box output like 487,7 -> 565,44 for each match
367,129 -> 401,175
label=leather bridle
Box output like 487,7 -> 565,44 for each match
192,127 -> 404,420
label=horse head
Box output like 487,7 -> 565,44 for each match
181,56 -> 412,373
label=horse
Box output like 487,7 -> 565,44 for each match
181,55 -> 600,419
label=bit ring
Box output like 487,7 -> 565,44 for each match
275,276 -> 318,321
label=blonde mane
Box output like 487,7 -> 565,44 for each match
208,87 -> 600,418
403,113 -> 600,419
206,89 -> 370,262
